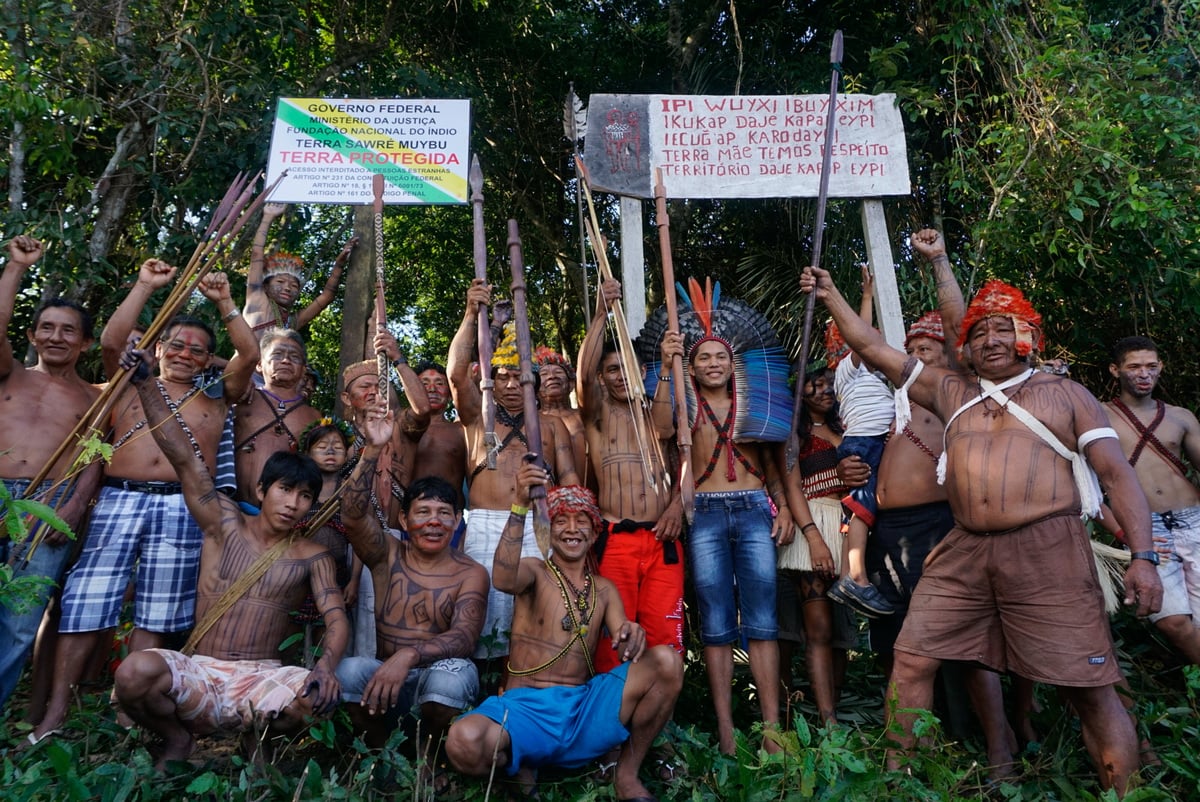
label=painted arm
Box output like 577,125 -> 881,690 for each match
651,331 -> 683,438
911,229 -> 967,351
126,345 -> 231,540
491,458 -> 545,595
303,549 -> 349,715
340,413 -> 394,570
296,235 -> 357,329
373,327 -> 431,436
600,578 -> 646,663
447,279 -> 489,425
546,416 -> 580,487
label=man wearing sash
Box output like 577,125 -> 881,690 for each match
1105,336 -> 1200,664
801,266 -> 1161,795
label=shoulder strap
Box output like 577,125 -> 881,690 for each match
936,369 -> 1034,484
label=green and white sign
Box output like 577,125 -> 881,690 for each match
265,98 -> 471,204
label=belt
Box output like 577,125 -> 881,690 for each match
104,477 -> 183,495
609,519 -> 656,534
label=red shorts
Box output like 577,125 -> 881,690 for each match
895,512 -> 1121,687
593,522 -> 684,674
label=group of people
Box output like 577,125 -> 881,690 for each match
0,208 -> 1192,798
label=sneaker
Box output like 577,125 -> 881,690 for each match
826,578 -> 852,607
831,576 -> 896,618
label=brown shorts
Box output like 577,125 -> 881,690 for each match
894,513 -> 1121,687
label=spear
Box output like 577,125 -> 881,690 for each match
786,29 -> 843,472
470,156 -> 499,469
372,174 -> 390,412
18,171 -> 276,562
507,219 -> 551,557
653,170 -> 694,524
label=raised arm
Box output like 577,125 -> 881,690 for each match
650,331 -> 683,438
447,279 -> 490,425
340,408 -> 395,570
125,345 -> 231,537
196,272 -> 259,402
546,416 -> 580,487
101,259 -> 178,379
242,202 -> 286,316
296,235 -> 358,329
578,278 -> 619,413
374,327 -> 430,437
801,265 -> 942,409
911,229 -> 967,347
0,236 -> 43,379
492,458 -> 546,595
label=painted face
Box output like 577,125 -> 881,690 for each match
494,367 -> 524,412
307,432 -> 348,473
539,363 -> 568,399
550,510 -> 594,561
419,369 -> 450,412
258,480 -> 315,534
403,496 -> 458,555
598,352 -> 630,401
156,325 -> 212,382
28,306 -> 89,368
1110,349 -> 1161,399
342,374 -> 379,411
265,274 -> 301,308
905,336 -> 947,368
802,370 -> 835,415
690,339 -> 733,390
965,317 -> 1020,377
261,338 -> 305,388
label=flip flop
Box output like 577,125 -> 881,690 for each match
24,728 -> 60,747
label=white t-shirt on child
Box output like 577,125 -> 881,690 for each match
834,356 -> 894,437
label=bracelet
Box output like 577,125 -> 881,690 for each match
801,522 -> 820,534
658,372 -> 672,381
221,308 -> 241,323
393,355 -> 408,367
510,503 -> 529,516
1113,528 -> 1126,542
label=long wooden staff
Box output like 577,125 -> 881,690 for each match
371,174 -> 390,412
653,170 -> 694,524
470,156 -> 499,469
19,172 -> 275,562
574,154 -> 663,492
786,30 -> 843,471
507,219 -> 551,557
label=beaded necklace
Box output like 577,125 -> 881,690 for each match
507,559 -> 596,679
113,380 -> 204,461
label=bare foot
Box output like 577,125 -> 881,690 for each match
152,731 -> 196,771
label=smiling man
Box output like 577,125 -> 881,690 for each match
31,258 -> 259,743
337,408 -> 487,761
111,341 -> 347,768
445,462 -> 682,802
0,236 -> 102,709
801,265 -> 1162,795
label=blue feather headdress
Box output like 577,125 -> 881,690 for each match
635,278 -> 792,443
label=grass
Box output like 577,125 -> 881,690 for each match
1,611 -> 1197,801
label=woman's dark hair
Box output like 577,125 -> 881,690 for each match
797,368 -> 843,453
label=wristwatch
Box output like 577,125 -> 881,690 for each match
1129,550 -> 1161,566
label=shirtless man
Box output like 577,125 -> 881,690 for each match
536,346 -> 587,484
0,236 -> 102,709
445,464 -> 682,802
653,328 -> 791,756
447,279 -> 579,662
242,202 -> 357,339
801,265 -> 1162,795
411,361 -> 467,509
112,342 -> 346,768
336,408 -> 487,761
31,260 -> 259,741
232,329 -> 320,504
1105,336 -> 1200,664
578,278 -> 683,674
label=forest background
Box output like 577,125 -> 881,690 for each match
2,0 -> 1199,800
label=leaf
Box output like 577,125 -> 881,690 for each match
1068,206 -> 1084,222
186,772 -> 219,794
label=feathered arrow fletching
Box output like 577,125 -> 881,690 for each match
563,83 -> 587,143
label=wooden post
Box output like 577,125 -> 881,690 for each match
619,196 -> 647,339
860,199 -> 905,350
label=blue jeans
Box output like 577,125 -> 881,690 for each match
688,489 -> 778,644
0,479 -> 73,709
837,433 -> 886,525
336,655 -> 478,724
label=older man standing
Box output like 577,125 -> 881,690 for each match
802,262 -> 1162,795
